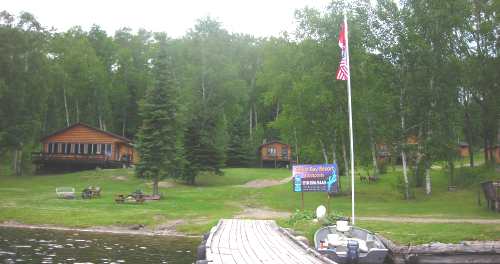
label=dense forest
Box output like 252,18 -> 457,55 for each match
0,1 -> 498,197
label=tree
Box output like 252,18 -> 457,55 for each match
135,37 -> 180,196
0,11 -> 50,175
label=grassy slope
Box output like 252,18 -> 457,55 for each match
261,166 -> 499,218
0,166 -> 499,244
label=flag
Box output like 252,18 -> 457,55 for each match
336,23 -> 349,81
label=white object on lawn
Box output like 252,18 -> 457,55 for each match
316,205 -> 327,220
56,187 -> 75,199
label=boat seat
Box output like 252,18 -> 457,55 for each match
326,235 -> 369,253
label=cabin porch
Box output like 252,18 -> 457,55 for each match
32,152 -> 131,171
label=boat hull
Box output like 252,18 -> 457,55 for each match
314,226 -> 388,264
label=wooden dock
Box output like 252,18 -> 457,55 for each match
201,219 -> 334,264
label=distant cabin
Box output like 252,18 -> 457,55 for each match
259,141 -> 292,168
32,123 -> 138,171
486,145 -> 500,164
376,143 -> 391,164
458,142 -> 470,157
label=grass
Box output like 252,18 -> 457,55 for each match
279,219 -> 500,245
0,165 -> 499,244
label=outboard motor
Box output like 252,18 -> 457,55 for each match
346,239 -> 359,264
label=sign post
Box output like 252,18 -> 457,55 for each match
293,164 -> 339,212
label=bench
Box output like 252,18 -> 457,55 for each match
56,187 -> 75,199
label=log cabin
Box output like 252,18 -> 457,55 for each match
32,123 -> 138,171
259,141 -> 292,168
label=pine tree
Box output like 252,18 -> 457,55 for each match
135,38 -> 180,195
183,111 -> 225,185
226,116 -> 252,167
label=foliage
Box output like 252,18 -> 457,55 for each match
135,37 -> 182,195
287,209 -> 350,227
0,2 -> 498,202
287,209 -> 315,226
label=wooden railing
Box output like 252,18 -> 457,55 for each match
262,154 -> 290,161
31,152 -> 110,161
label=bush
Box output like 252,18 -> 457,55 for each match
455,165 -> 497,187
396,173 -> 415,199
287,209 -> 347,226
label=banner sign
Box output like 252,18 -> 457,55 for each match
292,164 -> 338,193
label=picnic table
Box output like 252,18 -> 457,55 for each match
115,190 -> 145,204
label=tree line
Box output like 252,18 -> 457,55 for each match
0,0 -> 498,198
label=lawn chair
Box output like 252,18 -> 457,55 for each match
81,186 -> 102,199
56,187 -> 75,199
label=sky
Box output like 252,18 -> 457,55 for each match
3,0 -> 331,38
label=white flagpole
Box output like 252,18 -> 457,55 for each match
344,13 -> 356,225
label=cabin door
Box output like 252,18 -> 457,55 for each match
115,144 -> 121,160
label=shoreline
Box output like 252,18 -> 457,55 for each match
0,221 -> 201,238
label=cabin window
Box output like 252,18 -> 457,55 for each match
105,144 -> 112,157
267,147 -> 276,156
79,144 -> 84,154
83,144 -> 88,154
75,144 -> 80,154
61,143 -> 66,154
92,144 -> 98,154
48,143 -> 53,153
97,144 -> 103,154
66,143 -> 71,154
54,143 -> 60,153
281,147 -> 288,158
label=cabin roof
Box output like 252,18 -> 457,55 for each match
259,140 -> 290,149
40,123 -> 132,143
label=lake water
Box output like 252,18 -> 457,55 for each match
0,227 -> 199,264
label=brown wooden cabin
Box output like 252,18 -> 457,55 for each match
458,142 -> 470,157
259,141 -> 292,168
496,146 -> 500,164
485,145 -> 500,164
32,123 -> 138,171
376,143 -> 391,164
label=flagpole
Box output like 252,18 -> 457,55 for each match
344,13 -> 356,225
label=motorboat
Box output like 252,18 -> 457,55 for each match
314,221 -> 388,264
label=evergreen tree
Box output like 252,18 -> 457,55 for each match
226,116 -> 252,167
183,110 -> 225,184
135,37 -> 180,195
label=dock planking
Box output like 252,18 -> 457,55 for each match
203,219 -> 331,264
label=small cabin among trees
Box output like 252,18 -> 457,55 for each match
458,142 -> 470,157
32,123 -> 138,171
486,145 -> 500,164
376,143 -> 391,164
259,141 -> 292,168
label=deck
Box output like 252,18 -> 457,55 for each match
202,219 -> 333,264
31,152 -> 130,169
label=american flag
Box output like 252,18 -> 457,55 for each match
336,23 -> 349,81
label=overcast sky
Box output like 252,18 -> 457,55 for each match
3,0 -> 331,37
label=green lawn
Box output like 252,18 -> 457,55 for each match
0,166 -> 499,244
